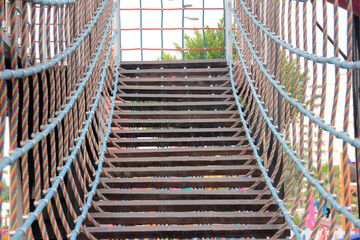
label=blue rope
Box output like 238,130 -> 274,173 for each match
140,0 -> 143,61
223,0 -> 226,59
234,0 -> 360,70
161,0 -> 164,60
0,0 -> 110,80
182,0 -> 185,60
231,6 -> 360,151
27,0 -> 78,6
202,0 -> 206,59
231,30 -> 360,230
0,0 -> 112,172
229,58 -> 302,240
70,43 -> 118,240
15,7 -> 30,26
10,4 -> 116,239
70,37 -> 117,240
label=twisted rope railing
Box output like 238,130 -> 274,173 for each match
232,0 -> 359,239
229,57 -> 302,239
0,0 -> 116,238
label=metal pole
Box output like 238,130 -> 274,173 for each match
202,0 -> 206,59
161,0 -> 164,60
139,0 -> 143,61
225,0 -> 232,64
114,0 -> 120,60
351,14 -> 360,219
182,0 -> 185,60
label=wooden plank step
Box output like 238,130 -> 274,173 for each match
117,93 -> 233,102
93,199 -> 278,212
121,77 -> 230,86
89,211 -> 283,225
120,59 -> 228,69
111,128 -> 244,138
82,224 -> 288,239
112,118 -> 239,128
119,68 -> 228,77
115,111 -> 238,119
108,137 -> 244,148
100,176 -> 264,188
118,85 -> 230,94
103,165 -> 259,177
97,189 -> 271,200
104,155 -> 254,167
115,101 -> 235,110
106,146 -> 251,158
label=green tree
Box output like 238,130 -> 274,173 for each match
1,180 -> 9,202
161,52 -> 179,61
160,18 -> 231,60
283,58 -> 309,119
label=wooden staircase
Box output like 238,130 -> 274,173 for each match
84,59 -> 289,239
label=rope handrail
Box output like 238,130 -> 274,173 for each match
70,50 -> 118,240
234,0 -> 360,70
231,31 -> 360,231
0,0 -> 111,172
231,7 -> 360,151
229,58 -> 302,239
231,0 -> 357,238
10,3 -> 115,239
24,0 -> 78,6
0,0 -> 105,80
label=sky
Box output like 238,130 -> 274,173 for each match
117,0 -> 226,61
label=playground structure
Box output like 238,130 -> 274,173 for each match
1,0 -> 360,239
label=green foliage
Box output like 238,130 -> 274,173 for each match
2,180 -> 9,202
292,212 -> 301,226
160,18 -> 233,60
283,158 -> 343,224
284,152 -> 341,199
175,18 -> 225,59
283,58 -> 309,119
158,52 -> 179,61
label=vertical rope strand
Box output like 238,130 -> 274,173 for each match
19,2 -> 34,239
327,0 -> 340,238
182,0 -> 185,60
300,0 -> 317,229
0,0 -> 6,228
9,0 -> 19,234
139,0 -> 143,61
202,0 -> 206,59
160,0 -> 163,60
343,0 -> 354,239
310,2 -> 328,238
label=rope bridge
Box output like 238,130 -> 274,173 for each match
0,0 -> 360,239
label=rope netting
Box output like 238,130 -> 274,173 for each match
0,0 -> 118,238
117,0 -> 226,61
230,0 -> 360,238
1,0 -> 360,239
